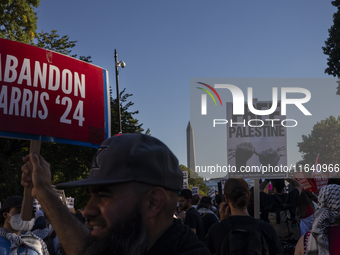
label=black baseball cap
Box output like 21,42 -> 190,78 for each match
56,133 -> 183,193
1,196 -> 23,211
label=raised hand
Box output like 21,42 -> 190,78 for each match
21,153 -> 52,199
228,142 -> 255,170
257,148 -> 282,166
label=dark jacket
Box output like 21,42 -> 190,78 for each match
146,219 -> 211,255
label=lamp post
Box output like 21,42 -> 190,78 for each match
114,49 -> 126,134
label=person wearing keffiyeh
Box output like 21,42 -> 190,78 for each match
0,228 -> 49,255
0,196 -> 49,255
294,184 -> 340,255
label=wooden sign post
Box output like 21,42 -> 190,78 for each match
21,140 -> 41,221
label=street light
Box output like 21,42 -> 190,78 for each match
114,49 -> 126,134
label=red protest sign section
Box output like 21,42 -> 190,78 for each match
293,171 -> 317,194
0,39 -> 111,147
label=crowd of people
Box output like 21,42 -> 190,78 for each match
0,133 -> 340,254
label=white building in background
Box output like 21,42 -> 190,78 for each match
186,121 -> 196,171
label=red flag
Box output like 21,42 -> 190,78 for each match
293,171 -> 316,193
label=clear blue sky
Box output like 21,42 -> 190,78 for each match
35,1 -> 337,173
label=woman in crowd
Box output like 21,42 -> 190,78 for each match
294,184 -> 340,255
297,191 -> 316,236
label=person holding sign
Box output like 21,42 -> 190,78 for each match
21,133 -> 210,255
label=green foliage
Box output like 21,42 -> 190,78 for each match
0,0 -> 39,43
297,116 -> 340,169
34,29 -> 76,55
41,143 -> 95,209
0,139 -> 29,199
33,29 -> 92,62
323,1 -> 340,94
180,164 -> 209,196
111,88 -> 144,135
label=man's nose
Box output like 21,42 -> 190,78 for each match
83,195 -> 100,219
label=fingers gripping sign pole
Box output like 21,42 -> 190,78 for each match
21,140 -> 41,221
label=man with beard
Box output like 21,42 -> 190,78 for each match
21,133 -> 210,255
178,189 -> 205,242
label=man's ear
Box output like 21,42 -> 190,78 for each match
144,187 -> 167,218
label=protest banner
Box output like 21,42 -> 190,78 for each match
293,171 -> 317,194
0,39 -> 111,219
191,187 -> 199,195
52,185 -> 67,206
227,101 -> 287,179
221,178 -> 227,195
208,186 -> 216,200
66,197 -> 75,209
0,39 -> 111,147
183,171 -> 189,189
33,198 -> 42,211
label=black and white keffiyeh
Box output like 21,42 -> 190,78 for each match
0,227 -> 49,255
197,207 -> 219,220
306,184 -> 340,255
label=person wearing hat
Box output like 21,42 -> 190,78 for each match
21,133 -> 210,255
0,196 -> 49,255
206,178 -> 282,255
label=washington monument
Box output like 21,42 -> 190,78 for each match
186,121 -> 196,171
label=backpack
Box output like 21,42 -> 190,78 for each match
220,218 -> 270,255
263,194 -> 299,241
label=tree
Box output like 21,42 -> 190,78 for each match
111,88 -> 145,135
0,0 -> 39,43
33,29 -> 91,61
297,116 -> 340,168
33,30 -> 143,136
323,0 -> 340,94
180,165 -> 209,196
0,30 -> 147,209
0,139 -> 30,201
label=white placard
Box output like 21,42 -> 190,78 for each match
183,171 -> 189,189
191,186 -> 199,195
209,186 -> 216,200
